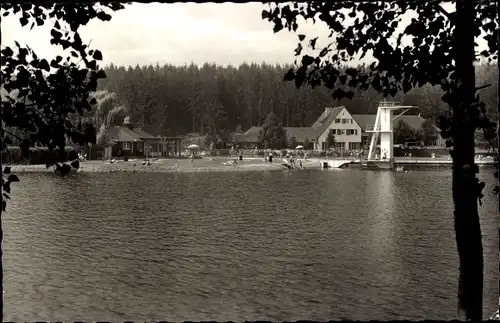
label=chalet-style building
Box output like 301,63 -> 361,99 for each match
107,117 -> 182,157
236,106 -> 444,150
237,107 -> 361,150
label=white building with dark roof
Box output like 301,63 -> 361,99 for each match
237,106 -> 362,150
236,105 -> 445,150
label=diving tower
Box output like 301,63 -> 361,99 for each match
365,100 -> 417,169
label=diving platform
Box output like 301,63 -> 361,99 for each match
365,100 -> 417,170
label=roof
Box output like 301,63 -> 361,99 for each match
237,126 -> 321,143
238,107 -> 345,143
352,114 -> 435,132
311,106 -> 344,133
108,126 -> 159,142
132,127 -> 159,140
237,109 -> 438,144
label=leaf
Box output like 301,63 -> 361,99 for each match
7,174 -> 19,182
38,59 -> 50,72
298,34 -> 306,41
93,50 -> 103,60
261,9 -> 269,20
50,28 -> 62,40
283,69 -> 295,81
3,167 -> 11,175
3,200 -> 6,212
1,47 -> 13,57
3,193 -> 10,200
96,11 -> 112,21
19,16 -> 28,27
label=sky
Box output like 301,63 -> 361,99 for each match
2,3 -> 331,67
1,2 -> 484,68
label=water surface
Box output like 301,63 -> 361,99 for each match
3,169 -> 498,321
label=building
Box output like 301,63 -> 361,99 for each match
352,113 -> 445,147
107,117 -> 182,157
237,107 -> 362,150
236,106 -> 445,150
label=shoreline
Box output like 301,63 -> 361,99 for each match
4,159 -> 309,173
5,156 -> 495,173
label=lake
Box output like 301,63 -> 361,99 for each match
3,168 -> 498,321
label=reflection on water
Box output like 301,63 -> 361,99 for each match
2,169 -> 498,321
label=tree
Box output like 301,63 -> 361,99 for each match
0,3 -> 125,320
326,129 -> 335,149
393,120 -> 415,144
258,112 -> 288,149
421,118 -> 439,146
303,137 -> 312,150
288,135 -> 298,149
94,61 -> 500,139
262,1 -> 497,320
93,91 -> 126,149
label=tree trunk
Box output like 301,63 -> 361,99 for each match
496,0 -> 500,315
453,1 -> 483,320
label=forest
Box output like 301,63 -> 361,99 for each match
97,62 -> 499,139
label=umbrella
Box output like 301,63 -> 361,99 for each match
295,145 -> 304,149
187,144 -> 200,149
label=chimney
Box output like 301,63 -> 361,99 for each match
324,107 -> 333,117
123,116 -> 134,130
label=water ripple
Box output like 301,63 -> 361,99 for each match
2,169 -> 498,321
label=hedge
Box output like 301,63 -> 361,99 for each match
2,146 -> 79,165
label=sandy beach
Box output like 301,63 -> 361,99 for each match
5,157 -> 322,173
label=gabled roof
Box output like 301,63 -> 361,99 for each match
237,107 -> 345,143
284,127 -> 321,142
237,126 -> 321,143
133,127 -> 159,140
107,126 -> 159,142
352,114 -> 437,132
311,107 -> 344,131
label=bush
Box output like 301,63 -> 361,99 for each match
2,146 -> 78,165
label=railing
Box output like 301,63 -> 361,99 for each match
378,101 -> 400,107
365,124 -> 392,131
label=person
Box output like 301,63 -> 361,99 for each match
268,150 -> 273,163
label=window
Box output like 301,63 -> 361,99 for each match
354,129 -> 358,135
335,118 -> 341,123
321,142 -> 327,150
342,118 -> 349,124
122,142 -> 131,150
341,129 -> 346,135
136,142 -> 143,151
350,119 -> 354,124
349,142 -> 360,150
336,129 -> 342,135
